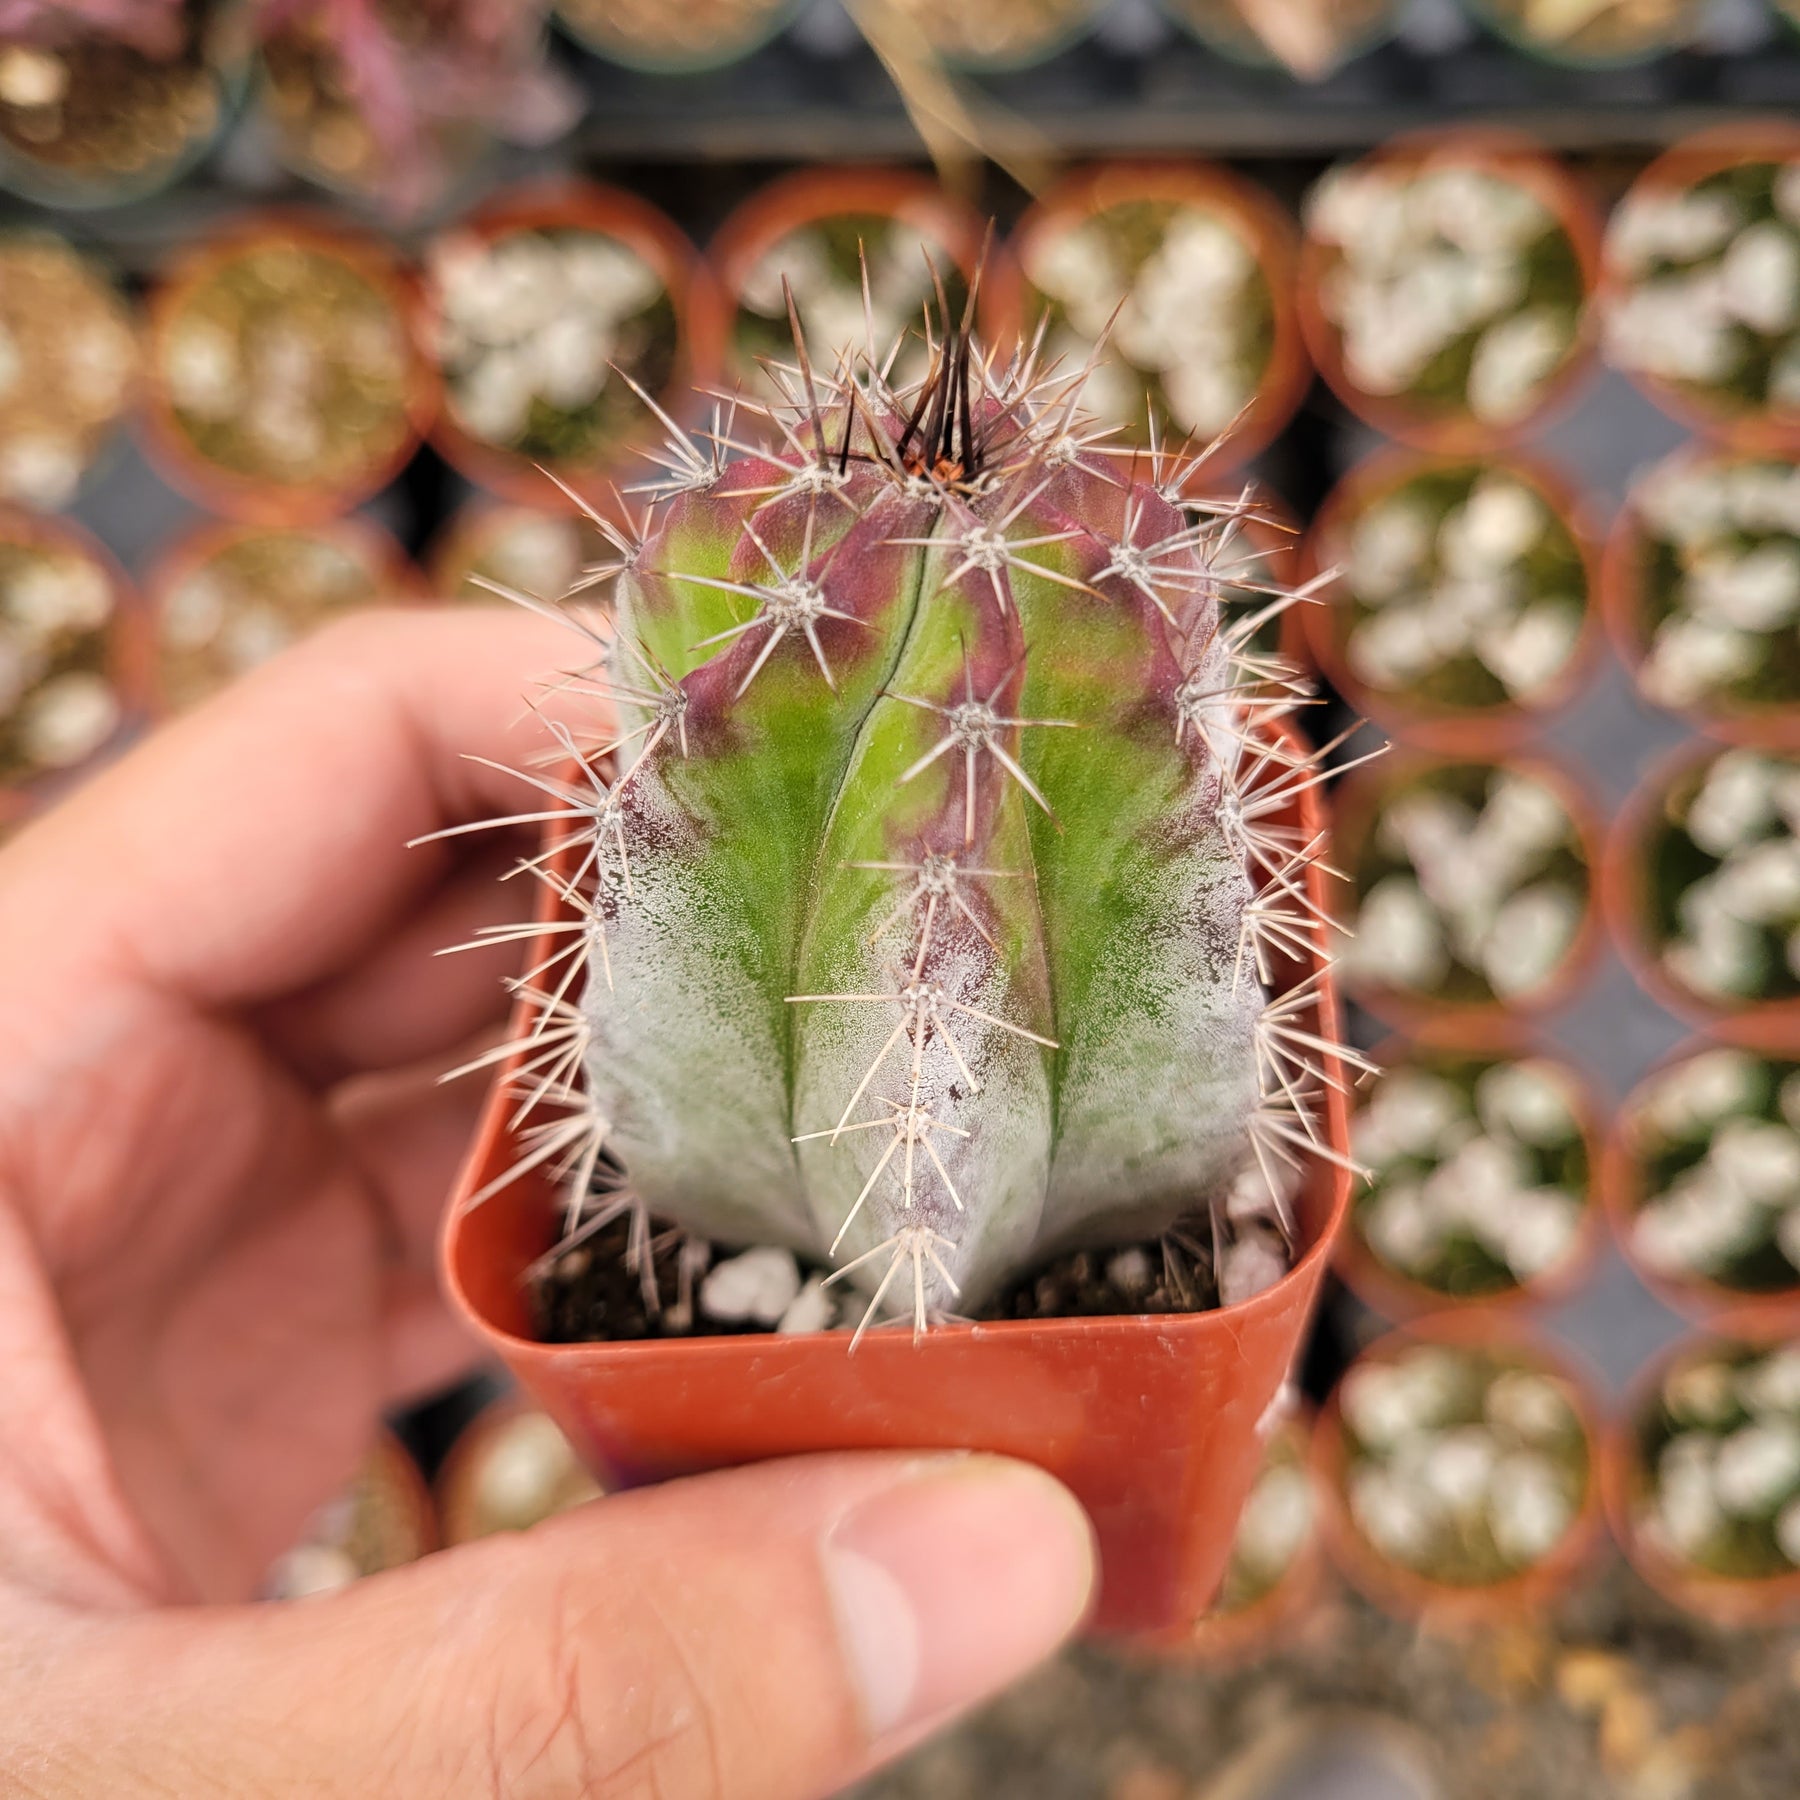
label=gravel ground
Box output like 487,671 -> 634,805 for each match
854,1556 -> 1800,1800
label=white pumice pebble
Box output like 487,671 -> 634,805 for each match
775,1275 -> 838,1336
1485,1370 -> 1575,1442
1489,1451 -> 1574,1565
1666,1360 -> 1739,1427
700,1246 -> 803,1326
1713,1419 -> 1800,1515
1234,1462 -> 1314,1578
1419,1424 -> 1498,1514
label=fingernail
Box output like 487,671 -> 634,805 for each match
819,1456 -> 1096,1744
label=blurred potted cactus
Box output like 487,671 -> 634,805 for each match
1606,1330 -> 1800,1627
1338,753 -> 1599,1032
1304,450 -> 1597,752
1345,1043 -> 1599,1321
254,0 -> 578,223
553,0 -> 802,72
1315,1318 -> 1605,1628
430,498 -> 614,609
0,231 -> 139,512
1464,0 -> 1702,65
711,168 -> 984,404
436,1393 -> 603,1544
1606,744 -> 1800,1048
1607,1044 -> 1800,1325
424,182 -> 719,511
1156,0 -> 1400,76
0,0 -> 248,205
443,274 -> 1357,1635
0,504 -> 149,796
993,162 -> 1308,470
143,214 -> 435,524
1601,127 -> 1800,454
1298,136 -> 1598,453
263,1431 -> 435,1599
1603,447 -> 1800,747
146,515 -> 420,713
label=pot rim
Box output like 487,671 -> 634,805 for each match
1311,1310 -> 1610,1629
423,178 -> 726,514
1599,1316 -> 1800,1626
1336,1032 -> 1609,1324
1598,442 -> 1800,750
983,159 -> 1313,478
1599,735 -> 1800,1050
1597,122 -> 1800,456
139,207 -> 439,527
1295,129 -> 1602,456
1332,745 -> 1607,1039
1299,443 -> 1606,754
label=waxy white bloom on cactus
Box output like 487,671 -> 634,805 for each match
448,264 -> 1350,1338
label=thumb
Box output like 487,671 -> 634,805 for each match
58,1452 -> 1096,1799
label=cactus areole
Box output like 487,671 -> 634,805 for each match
449,273 -> 1356,1350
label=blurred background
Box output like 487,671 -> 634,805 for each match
3,1 -> 1800,1795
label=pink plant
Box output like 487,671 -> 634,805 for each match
0,0 -> 187,56
255,0 -> 578,217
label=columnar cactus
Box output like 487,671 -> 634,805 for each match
462,278 -> 1356,1338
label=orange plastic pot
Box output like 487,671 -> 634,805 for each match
0,504 -> 155,800
1312,1313 -> 1608,1632
708,167 -> 988,393
1600,1038 -> 1800,1328
1601,739 -> 1800,1053
1599,124 -> 1800,457
427,181 -> 726,513
442,722 -> 1352,1639
986,161 -> 1312,476
1296,131 -> 1602,456
141,210 -> 437,527
1180,1407 -> 1332,1663
1336,1033 -> 1606,1324
1300,447 -> 1603,755
1599,445 -> 1800,752
1333,749 -> 1606,1042
143,515 -> 425,716
1601,1321 -> 1800,1629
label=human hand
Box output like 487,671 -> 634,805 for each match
0,607 -> 1095,1796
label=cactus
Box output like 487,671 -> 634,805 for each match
456,269 -> 1362,1339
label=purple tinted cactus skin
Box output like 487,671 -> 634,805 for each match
466,299 -> 1347,1337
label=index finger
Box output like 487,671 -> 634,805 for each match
0,605 -> 598,1014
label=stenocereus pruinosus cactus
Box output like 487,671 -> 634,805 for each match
454,268 -> 1362,1340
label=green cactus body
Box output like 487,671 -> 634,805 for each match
475,308 -> 1341,1333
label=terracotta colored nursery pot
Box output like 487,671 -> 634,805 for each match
1599,445 -> 1800,752
1600,1039 -> 1800,1328
1296,132 -> 1602,456
1332,748 -> 1606,1041
1311,1312 -> 1608,1632
707,166 -> 988,393
1601,1321 -> 1800,1629
427,181 -> 726,513
444,722 -> 1353,1639
1335,1033 -> 1606,1324
986,161 -> 1312,475
1599,124 -> 1800,456
143,515 -> 425,715
141,211 -> 438,526
1180,1405 -> 1333,1663
0,504 -> 155,799
1301,446 -> 1603,755
1601,739 -> 1800,1053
